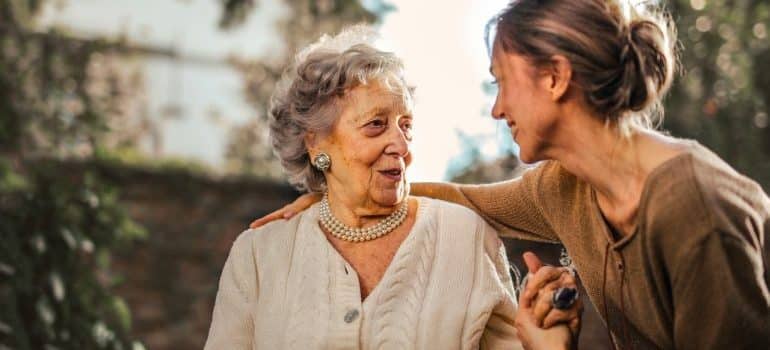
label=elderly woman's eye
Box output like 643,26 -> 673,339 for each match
362,119 -> 387,136
367,119 -> 386,128
401,121 -> 413,140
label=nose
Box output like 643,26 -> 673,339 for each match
491,94 -> 505,121
384,124 -> 410,158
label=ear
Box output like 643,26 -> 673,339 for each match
544,55 -> 572,102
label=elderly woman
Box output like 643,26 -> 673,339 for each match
204,27 -> 578,349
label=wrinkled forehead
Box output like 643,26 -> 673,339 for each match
343,78 -> 414,119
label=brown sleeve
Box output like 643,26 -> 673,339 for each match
671,230 -> 770,349
411,164 -> 559,243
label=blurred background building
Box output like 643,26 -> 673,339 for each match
1,0 -> 768,349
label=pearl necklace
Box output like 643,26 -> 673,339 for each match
319,193 -> 408,242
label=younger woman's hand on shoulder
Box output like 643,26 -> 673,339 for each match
249,192 -> 322,228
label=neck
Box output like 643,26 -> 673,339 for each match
324,186 -> 404,228
552,122 -> 647,206
543,109 -> 654,233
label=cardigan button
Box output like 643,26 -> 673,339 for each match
344,309 -> 359,323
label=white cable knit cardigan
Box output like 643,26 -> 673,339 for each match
204,197 -> 523,349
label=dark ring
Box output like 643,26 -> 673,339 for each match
552,287 -> 579,310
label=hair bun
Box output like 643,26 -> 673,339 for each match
611,18 -> 675,117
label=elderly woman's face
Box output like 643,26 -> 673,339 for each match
316,80 -> 413,207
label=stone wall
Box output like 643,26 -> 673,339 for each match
82,162 -> 297,349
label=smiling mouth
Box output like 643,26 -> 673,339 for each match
378,168 -> 403,181
506,121 -> 519,139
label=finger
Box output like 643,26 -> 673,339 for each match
249,209 -> 287,228
515,302 -> 537,329
284,201 -> 304,214
542,308 -> 575,329
533,277 -> 563,313
554,271 -> 578,292
531,288 -> 555,326
533,277 -> 565,316
522,251 -> 544,273
569,316 -> 581,337
559,269 -> 578,288
524,266 -> 573,295
293,193 -> 322,210
521,266 -> 564,306
517,282 -> 536,315
543,299 -> 583,328
518,281 -> 537,309
518,285 -> 533,309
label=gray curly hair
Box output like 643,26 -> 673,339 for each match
269,25 -> 414,193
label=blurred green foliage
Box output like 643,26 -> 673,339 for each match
0,0 -> 145,348
666,0 -> 770,189
0,160 -> 145,349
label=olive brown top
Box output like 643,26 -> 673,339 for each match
414,140 -> 770,349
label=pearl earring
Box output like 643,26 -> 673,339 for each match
313,152 -> 331,172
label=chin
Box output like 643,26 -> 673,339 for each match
518,153 -> 537,164
517,148 -> 535,164
372,184 -> 407,207
517,143 -> 545,164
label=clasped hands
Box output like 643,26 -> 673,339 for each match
515,252 -> 582,350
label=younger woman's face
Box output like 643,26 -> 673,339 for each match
490,42 -> 562,163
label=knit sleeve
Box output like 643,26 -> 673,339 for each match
671,230 -> 770,350
204,231 -> 258,350
479,221 -> 525,350
411,163 -> 559,243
